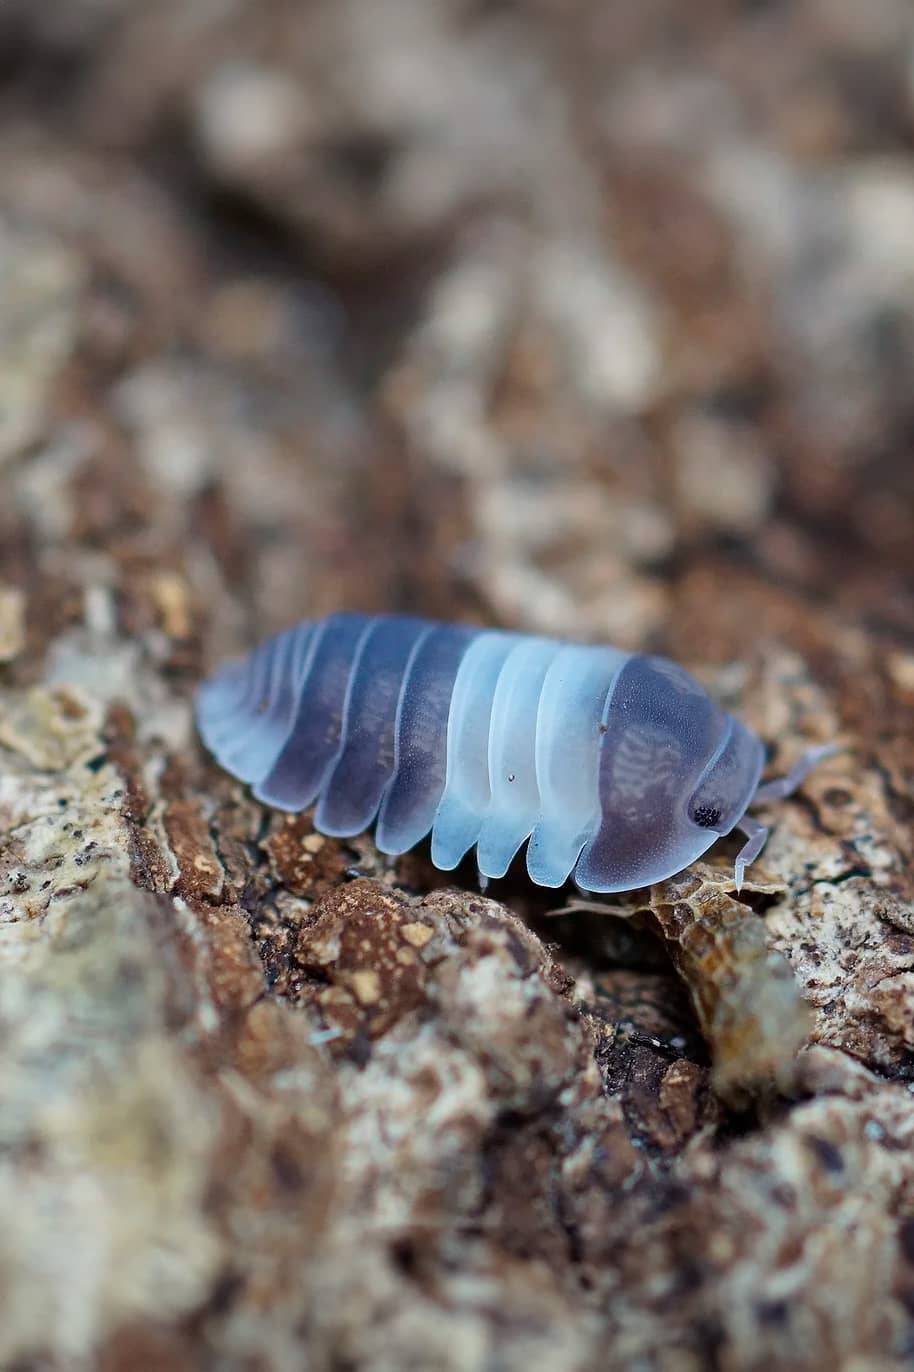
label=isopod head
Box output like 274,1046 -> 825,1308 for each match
572,657 -> 766,893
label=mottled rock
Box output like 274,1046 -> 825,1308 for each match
0,585 -> 26,662
618,866 -> 812,1100
0,214 -> 82,466
1,1 -> 913,1369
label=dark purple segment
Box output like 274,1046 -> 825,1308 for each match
576,654 -> 730,892
375,623 -> 478,854
254,612 -> 372,811
315,616 -> 432,836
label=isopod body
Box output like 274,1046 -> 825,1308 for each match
193,612 -> 819,894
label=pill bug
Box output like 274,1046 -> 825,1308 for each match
196,612 -> 836,894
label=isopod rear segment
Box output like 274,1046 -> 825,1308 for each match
196,613 -> 835,893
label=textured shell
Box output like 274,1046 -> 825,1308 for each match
196,613 -> 765,893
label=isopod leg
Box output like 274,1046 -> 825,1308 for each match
552,880 -> 631,917
733,814 -> 769,893
752,742 -> 840,804
544,899 -> 613,917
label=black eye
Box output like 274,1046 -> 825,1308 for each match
692,803 -> 721,829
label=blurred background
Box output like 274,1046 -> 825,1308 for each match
3,6 -> 914,1370
1,0 -> 913,690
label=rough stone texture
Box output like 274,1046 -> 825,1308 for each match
0,2 -> 913,1368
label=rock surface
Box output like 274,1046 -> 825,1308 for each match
0,2 -> 913,1368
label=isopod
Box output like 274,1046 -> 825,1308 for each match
196,613 -> 836,893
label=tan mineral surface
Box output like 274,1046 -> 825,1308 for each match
0,2 -> 913,1368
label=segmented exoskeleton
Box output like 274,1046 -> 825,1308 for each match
196,612 -> 835,893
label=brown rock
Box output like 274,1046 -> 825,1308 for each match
1,3 -> 913,1368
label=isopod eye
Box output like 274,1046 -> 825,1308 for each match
690,802 -> 722,829
686,718 -> 766,837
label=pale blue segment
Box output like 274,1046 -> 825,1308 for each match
526,644 -> 630,887
218,629 -> 293,776
200,648 -> 268,743
223,628 -> 315,783
199,638 -> 275,754
196,659 -> 249,756
475,637 -> 562,880
196,658 -> 251,739
430,631 -> 516,870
